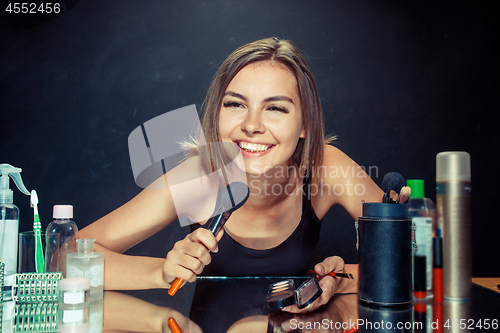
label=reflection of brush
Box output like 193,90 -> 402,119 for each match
309,270 -> 354,279
168,318 -> 182,333
30,190 -> 45,273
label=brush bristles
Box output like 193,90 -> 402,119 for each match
398,186 -> 411,204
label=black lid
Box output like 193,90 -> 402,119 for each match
413,255 -> 427,292
362,202 -> 408,218
433,237 -> 443,268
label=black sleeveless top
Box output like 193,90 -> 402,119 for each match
190,186 -> 322,276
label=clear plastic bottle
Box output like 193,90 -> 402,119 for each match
45,205 -> 78,277
66,239 -> 104,301
407,179 -> 436,298
0,164 -> 31,294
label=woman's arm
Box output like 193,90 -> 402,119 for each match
79,157 -> 222,291
103,291 -> 202,333
313,144 -> 383,220
79,178 -> 179,290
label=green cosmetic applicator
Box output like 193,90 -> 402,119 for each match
30,190 -> 45,273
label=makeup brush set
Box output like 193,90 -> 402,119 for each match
381,172 -> 411,204
357,171 -> 415,308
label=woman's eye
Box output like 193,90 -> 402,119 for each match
223,102 -> 244,108
267,106 -> 289,113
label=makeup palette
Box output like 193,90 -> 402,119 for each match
266,276 -> 322,310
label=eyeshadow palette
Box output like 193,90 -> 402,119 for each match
266,276 -> 322,310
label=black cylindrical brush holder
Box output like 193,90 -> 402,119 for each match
357,203 -> 412,308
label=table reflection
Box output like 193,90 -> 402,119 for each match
1,281 -> 498,333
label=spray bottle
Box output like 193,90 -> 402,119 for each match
0,164 -> 31,295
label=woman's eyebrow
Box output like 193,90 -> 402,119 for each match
263,96 -> 294,105
224,91 -> 247,101
223,91 -> 294,105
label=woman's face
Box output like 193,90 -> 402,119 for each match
219,60 -> 305,176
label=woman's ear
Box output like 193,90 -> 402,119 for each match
300,126 -> 306,138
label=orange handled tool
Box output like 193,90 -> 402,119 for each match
168,317 -> 182,333
309,270 -> 354,279
168,278 -> 184,296
168,182 -> 249,296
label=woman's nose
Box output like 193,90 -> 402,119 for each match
240,111 -> 265,135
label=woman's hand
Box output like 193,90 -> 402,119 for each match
163,227 -> 223,287
282,256 -> 349,313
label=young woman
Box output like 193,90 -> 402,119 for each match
79,37 -> 383,313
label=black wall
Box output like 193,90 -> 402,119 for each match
1,0 -> 499,283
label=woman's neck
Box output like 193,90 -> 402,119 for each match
244,166 -> 304,209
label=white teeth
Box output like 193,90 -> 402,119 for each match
238,142 -> 271,152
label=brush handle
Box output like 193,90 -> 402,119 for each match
168,317 -> 183,333
309,270 -> 353,279
168,277 -> 184,296
34,216 -> 45,273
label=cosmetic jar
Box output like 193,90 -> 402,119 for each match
59,277 -> 90,305
58,277 -> 91,333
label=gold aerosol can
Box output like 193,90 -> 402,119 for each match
436,151 -> 472,300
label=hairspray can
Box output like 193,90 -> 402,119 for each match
436,151 -> 472,300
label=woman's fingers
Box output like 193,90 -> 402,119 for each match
164,228 -> 221,284
283,256 -> 347,314
314,256 -> 345,277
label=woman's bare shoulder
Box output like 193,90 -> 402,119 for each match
322,144 -> 353,167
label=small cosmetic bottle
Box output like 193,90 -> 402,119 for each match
58,277 -> 90,333
45,205 -> 79,277
66,239 -> 104,301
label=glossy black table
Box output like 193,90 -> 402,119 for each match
110,277 -> 500,333
1,278 -> 499,333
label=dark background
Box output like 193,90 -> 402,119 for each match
1,0 -> 498,307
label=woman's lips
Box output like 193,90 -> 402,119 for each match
236,141 -> 275,157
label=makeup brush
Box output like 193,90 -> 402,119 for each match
168,182 -> 250,296
390,190 -> 399,204
309,270 -> 354,279
398,186 -> 411,204
381,172 -> 405,204
168,318 -> 182,333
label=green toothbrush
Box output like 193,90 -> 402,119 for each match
30,190 -> 45,273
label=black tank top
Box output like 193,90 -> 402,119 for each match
191,185 -> 322,276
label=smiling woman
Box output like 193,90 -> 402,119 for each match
79,37 -> 383,315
